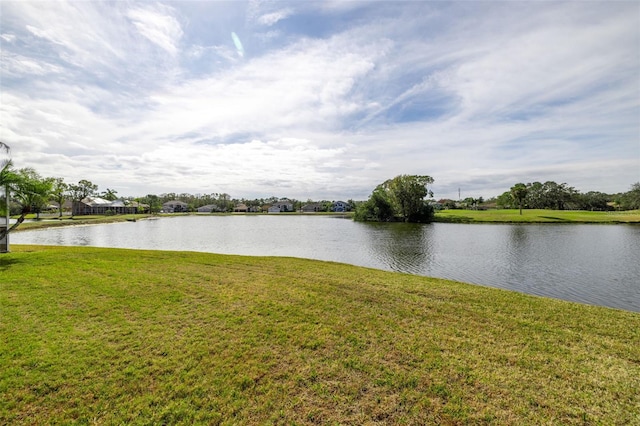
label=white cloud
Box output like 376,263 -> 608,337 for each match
1,33 -> 16,43
132,32 -> 382,144
126,4 -> 183,56
258,8 -> 293,26
1,1 -> 638,200
7,2 -> 128,70
0,52 -> 63,76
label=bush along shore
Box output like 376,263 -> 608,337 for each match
2,245 -> 639,424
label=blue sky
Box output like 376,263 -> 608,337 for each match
1,1 -> 638,200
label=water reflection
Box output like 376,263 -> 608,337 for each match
504,225 -> 536,293
363,222 -> 433,273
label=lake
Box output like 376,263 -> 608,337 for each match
11,215 -> 640,312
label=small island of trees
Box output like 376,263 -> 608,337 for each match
354,175 -> 435,223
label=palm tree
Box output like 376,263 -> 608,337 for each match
100,188 -> 118,201
1,155 -> 20,246
1,141 -> 13,221
0,141 -> 11,188
510,183 -> 528,215
0,168 -> 53,241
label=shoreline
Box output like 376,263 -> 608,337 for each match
11,208 -> 640,233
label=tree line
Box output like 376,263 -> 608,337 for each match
1,143 -> 356,239
496,181 -> 640,213
135,193 -> 354,215
2,141 -> 639,234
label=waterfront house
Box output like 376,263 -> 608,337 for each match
72,197 -> 138,215
332,201 -> 350,212
197,204 -> 219,213
301,203 -> 324,213
162,200 -> 188,213
270,200 -> 294,212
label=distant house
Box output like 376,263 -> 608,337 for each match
72,197 -> 138,215
332,201 -> 350,212
234,203 -> 248,213
267,205 -> 281,214
162,200 -> 188,213
126,200 -> 149,213
301,203 -> 324,213
270,200 -> 294,212
50,200 -> 73,215
197,204 -> 219,213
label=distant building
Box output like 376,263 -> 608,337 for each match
162,200 -> 189,213
72,197 -> 139,215
332,201 -> 350,212
270,200 -> 294,212
301,203 -> 324,213
197,204 -> 219,213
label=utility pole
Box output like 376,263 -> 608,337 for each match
458,187 -> 461,201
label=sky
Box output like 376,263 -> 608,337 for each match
1,1 -> 639,201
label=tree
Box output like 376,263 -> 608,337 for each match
576,191 -> 610,211
218,193 -> 231,212
51,178 -> 69,218
0,168 -> 54,240
141,194 -> 161,214
542,181 -> 577,210
616,182 -> 640,210
69,180 -> 98,202
384,175 -> 434,222
525,182 -> 545,209
68,179 -> 98,215
100,188 -> 118,201
355,174 -> 435,223
1,160 -> 19,216
496,191 -> 513,209
354,185 -> 394,222
1,142 -> 13,251
0,159 -> 17,195
510,183 -> 528,215
15,169 -> 53,219
462,196 -> 483,210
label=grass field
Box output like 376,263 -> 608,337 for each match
2,245 -> 638,425
434,209 -> 640,223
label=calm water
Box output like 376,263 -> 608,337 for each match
12,215 -> 640,312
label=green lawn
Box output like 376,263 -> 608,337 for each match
435,209 -> 640,223
2,246 -> 638,424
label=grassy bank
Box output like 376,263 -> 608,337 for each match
434,209 -> 640,223
2,246 -> 639,425
12,214 -> 154,232
12,213 -> 351,232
